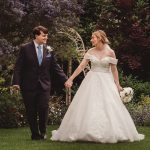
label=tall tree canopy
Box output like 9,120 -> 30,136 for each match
0,0 -> 83,85
80,0 -> 150,80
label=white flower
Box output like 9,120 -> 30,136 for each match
120,87 -> 134,103
47,46 -> 53,52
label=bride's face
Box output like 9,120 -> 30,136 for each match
90,34 -> 101,46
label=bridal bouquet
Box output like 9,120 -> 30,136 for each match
120,87 -> 134,103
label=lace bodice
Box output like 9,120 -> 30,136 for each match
84,53 -> 118,73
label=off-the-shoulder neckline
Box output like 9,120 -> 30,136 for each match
86,52 -> 117,61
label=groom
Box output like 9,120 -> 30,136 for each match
12,25 -> 68,140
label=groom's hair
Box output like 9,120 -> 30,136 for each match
33,25 -> 48,39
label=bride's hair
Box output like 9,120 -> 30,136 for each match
92,30 -> 110,44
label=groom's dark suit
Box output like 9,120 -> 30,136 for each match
12,41 -> 67,138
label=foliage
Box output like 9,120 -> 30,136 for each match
0,39 -> 16,86
49,34 -> 79,61
0,0 -> 149,128
80,0 -> 150,80
0,0 -> 83,44
79,0 -> 104,46
119,70 -> 150,103
126,101 -> 150,126
0,76 -> 26,128
119,70 -> 150,125
48,96 -> 68,125
0,87 -> 68,128
140,95 -> 150,106
0,0 -> 83,88
0,89 -> 26,128
0,89 -> 149,128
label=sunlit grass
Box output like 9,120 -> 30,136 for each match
0,126 -> 149,150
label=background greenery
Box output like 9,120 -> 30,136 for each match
0,0 -> 149,128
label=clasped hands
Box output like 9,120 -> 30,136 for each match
65,79 -> 73,88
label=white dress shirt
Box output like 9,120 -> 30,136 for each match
33,41 -> 43,58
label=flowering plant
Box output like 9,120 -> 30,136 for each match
120,87 -> 134,103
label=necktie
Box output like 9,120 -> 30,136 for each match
37,45 -> 43,65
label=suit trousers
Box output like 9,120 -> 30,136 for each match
22,83 -> 50,137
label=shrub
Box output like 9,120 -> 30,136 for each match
126,95 -> 150,126
48,96 -> 68,125
0,89 -> 27,128
0,84 -> 68,128
119,70 -> 150,102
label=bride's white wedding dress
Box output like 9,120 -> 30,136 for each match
51,45 -> 144,143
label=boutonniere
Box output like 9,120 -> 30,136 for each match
45,46 -> 53,58
47,46 -> 53,53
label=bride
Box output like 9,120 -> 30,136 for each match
50,30 -> 144,143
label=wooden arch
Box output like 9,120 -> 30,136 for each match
57,27 -> 90,105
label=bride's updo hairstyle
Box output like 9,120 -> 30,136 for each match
92,30 -> 110,44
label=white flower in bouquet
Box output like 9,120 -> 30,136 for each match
120,87 -> 134,103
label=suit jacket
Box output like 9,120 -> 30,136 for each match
12,41 -> 67,92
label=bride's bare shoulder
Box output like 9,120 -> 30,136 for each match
107,49 -> 116,58
87,47 -> 95,54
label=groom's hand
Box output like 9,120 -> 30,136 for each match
11,85 -> 20,95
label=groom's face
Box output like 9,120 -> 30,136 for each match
35,31 -> 48,44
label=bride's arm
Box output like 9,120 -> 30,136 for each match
65,59 -> 89,87
111,65 -> 122,90
110,51 -> 122,91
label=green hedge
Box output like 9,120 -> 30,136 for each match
0,89 -> 26,128
119,70 -> 150,102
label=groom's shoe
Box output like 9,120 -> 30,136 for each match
40,134 -> 47,140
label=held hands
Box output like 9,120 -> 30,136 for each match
65,79 -> 73,88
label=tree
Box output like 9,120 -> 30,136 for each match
0,0 -> 83,86
0,0 -> 25,84
79,0 -> 150,80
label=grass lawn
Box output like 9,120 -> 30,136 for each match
0,126 -> 149,150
